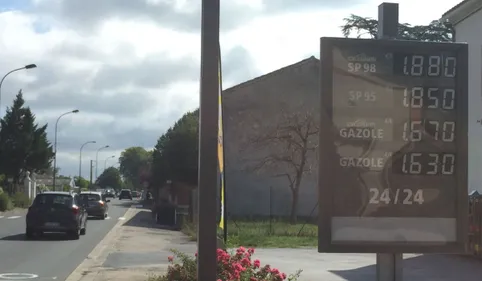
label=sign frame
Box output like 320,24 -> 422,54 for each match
318,37 -> 469,254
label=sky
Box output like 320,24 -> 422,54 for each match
0,0 -> 462,179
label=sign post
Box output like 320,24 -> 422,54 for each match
318,3 -> 469,281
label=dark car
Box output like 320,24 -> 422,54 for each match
80,191 -> 110,219
26,191 -> 87,240
119,189 -> 133,200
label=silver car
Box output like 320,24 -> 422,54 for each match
80,191 -> 110,219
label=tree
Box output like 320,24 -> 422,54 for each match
242,109 -> 318,224
341,14 -> 453,42
152,110 -> 198,187
0,91 -> 54,192
96,167 -> 123,190
119,147 -> 152,190
74,176 -> 89,190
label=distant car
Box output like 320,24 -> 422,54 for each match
103,190 -> 115,199
80,191 -> 110,219
119,189 -> 133,200
131,191 -> 140,198
26,191 -> 87,240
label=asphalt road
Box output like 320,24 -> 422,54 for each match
0,198 -> 137,281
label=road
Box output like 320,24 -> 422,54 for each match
0,198 -> 137,281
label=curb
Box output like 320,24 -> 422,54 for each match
65,207 -> 138,281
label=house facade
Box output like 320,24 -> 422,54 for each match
442,0 -> 482,192
223,56 -> 319,218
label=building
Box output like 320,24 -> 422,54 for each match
223,56 -> 319,218
442,0 -> 482,192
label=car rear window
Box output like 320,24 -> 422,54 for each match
120,190 -> 130,195
80,194 -> 101,201
33,194 -> 72,207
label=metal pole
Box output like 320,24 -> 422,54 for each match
104,155 -> 115,171
79,141 -> 96,187
95,145 -> 109,180
53,110 -> 79,191
198,0 -> 220,279
376,3 -> 403,281
90,160 -> 93,187
0,65 -> 36,115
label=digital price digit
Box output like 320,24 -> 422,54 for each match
402,121 -> 456,142
402,87 -> 455,110
402,55 -> 457,77
401,153 -> 455,175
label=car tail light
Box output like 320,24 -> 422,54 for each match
99,201 -> 104,206
72,205 -> 79,214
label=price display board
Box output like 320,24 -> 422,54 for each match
318,37 -> 468,253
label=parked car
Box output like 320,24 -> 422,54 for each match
119,189 -> 133,200
80,191 -> 110,219
26,191 -> 87,240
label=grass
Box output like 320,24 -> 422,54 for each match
181,218 -> 317,248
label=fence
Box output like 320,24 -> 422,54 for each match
468,196 -> 482,256
189,187 -> 318,238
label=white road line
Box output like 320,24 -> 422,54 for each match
0,216 -> 4,219
118,217 -> 126,220
7,216 -> 21,219
105,216 -> 111,220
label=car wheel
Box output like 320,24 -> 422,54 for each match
69,229 -> 80,240
25,228 -> 34,239
101,214 -> 106,220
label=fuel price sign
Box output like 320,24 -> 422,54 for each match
318,37 -> 468,253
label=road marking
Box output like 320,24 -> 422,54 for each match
0,273 -> 39,279
6,216 -> 21,219
118,217 -> 126,220
0,216 -> 4,219
105,217 -> 111,220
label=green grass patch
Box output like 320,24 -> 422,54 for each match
226,220 -> 317,248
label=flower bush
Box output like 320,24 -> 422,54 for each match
150,246 -> 302,281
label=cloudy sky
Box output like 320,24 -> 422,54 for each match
0,0 -> 461,179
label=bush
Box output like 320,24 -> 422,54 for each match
11,192 -> 31,208
0,187 -> 3,195
148,247 -> 302,281
0,192 -> 13,211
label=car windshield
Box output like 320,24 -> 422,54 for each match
80,194 -> 101,201
121,190 -> 130,195
33,194 -> 72,207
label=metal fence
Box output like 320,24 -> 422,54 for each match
468,196 -> 482,257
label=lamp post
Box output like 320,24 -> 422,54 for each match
95,145 -> 109,180
79,141 -> 96,186
104,155 -> 115,170
0,64 -> 37,114
53,109 -> 79,191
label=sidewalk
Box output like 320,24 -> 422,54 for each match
66,207 -> 482,281
66,207 -> 196,281
0,207 -> 27,217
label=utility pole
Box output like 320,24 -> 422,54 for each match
89,160 -> 94,188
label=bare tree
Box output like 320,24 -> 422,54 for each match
243,109 -> 318,224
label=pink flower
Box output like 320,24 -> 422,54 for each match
167,256 -> 173,262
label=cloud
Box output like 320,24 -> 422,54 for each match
0,0 -> 457,179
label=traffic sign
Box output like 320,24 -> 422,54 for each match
318,37 -> 468,253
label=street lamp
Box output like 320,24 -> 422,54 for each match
95,145 -> 109,180
53,109 -> 79,190
104,155 -> 115,170
0,64 -> 37,114
79,141 -> 96,184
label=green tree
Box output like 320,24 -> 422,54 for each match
152,110 -> 198,186
119,146 -> 152,190
0,91 -> 54,192
74,176 -> 89,190
96,167 -> 123,190
341,14 -> 453,42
